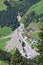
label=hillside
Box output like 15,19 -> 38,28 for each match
20,0 -> 43,42
20,0 -> 43,23
0,0 -> 43,65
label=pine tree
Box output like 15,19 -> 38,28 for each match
37,19 -> 43,65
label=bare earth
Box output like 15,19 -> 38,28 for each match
5,24 -> 39,59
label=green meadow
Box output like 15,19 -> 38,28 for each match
0,0 -> 7,11
0,37 -> 11,50
0,61 -> 8,65
0,27 -> 12,36
25,0 -> 43,15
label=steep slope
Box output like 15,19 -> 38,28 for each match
20,0 -> 43,23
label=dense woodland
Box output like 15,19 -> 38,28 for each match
24,11 -> 43,28
0,1 -> 20,31
0,0 -> 40,30
0,49 -> 41,65
9,0 -> 40,16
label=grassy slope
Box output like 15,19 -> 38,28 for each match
0,37 -> 11,50
0,0 -> 12,36
0,0 -> 12,37
27,22 -> 39,31
0,0 -> 15,64
0,27 -> 12,36
26,22 -> 41,40
0,0 -> 7,11
20,0 -> 43,40
28,20 -> 43,30
25,0 -> 43,15
0,0 -> 12,53
30,32 -> 40,40
20,0 -> 43,23
0,61 -> 8,65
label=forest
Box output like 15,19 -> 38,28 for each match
24,11 -> 43,28
0,0 -> 40,30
